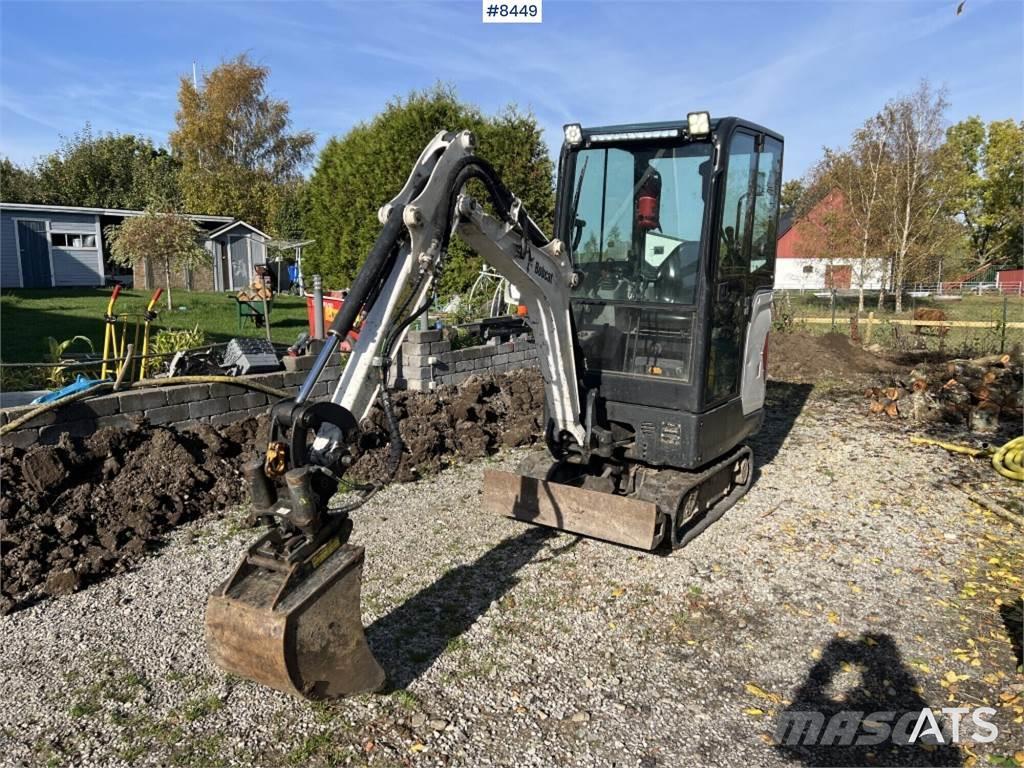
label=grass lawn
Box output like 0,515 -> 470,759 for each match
777,292 -> 1024,355
0,288 -> 312,363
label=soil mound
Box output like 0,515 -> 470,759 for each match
0,369 -> 546,613
1,416 -> 266,613
351,367 -> 546,482
769,331 -> 895,383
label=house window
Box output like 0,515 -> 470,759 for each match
51,232 -> 97,248
802,265 -> 813,274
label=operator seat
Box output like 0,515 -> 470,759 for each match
648,241 -> 699,304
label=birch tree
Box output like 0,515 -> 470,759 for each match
877,82 -> 955,312
820,115 -> 888,312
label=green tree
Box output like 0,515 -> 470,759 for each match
105,209 -> 208,310
26,125 -> 180,209
272,179 -> 310,241
780,179 -> 805,219
304,84 -> 554,296
171,54 -> 315,229
0,157 -> 41,202
812,114 -> 889,311
946,116 -> 1024,269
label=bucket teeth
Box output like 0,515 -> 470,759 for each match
206,539 -> 385,699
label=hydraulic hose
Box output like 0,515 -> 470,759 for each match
0,375 -> 291,437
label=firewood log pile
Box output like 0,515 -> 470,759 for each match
865,353 -> 1023,433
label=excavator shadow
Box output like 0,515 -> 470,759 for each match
365,527 -> 580,691
750,381 -> 814,473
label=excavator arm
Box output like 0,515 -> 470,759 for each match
324,129 -> 585,446
206,130 -> 590,699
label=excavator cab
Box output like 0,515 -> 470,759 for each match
555,116 -> 783,467
487,116 -> 784,549
207,115 -> 783,700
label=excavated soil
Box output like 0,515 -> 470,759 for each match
0,369 -> 546,614
351,367 -> 545,483
0,417 -> 265,614
768,331 -> 897,384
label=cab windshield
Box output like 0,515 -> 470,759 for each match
569,143 -> 712,306
567,141 -> 712,383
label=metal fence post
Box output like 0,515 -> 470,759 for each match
313,274 -> 325,340
1000,295 -> 1008,354
830,288 -> 837,331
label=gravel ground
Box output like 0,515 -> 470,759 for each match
2,383 -> 1021,768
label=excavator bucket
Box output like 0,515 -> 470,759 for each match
205,536 -> 385,699
483,468 -> 664,550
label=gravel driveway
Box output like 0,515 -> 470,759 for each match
2,383 -> 1021,768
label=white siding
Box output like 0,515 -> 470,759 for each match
774,257 -> 887,291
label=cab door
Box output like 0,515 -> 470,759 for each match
705,130 -> 783,412
741,135 -> 783,415
705,130 -> 757,405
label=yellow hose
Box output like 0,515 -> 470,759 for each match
911,435 -> 1024,482
992,436 -> 1024,482
908,436 -> 992,457
0,375 -> 291,436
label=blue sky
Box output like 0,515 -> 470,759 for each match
0,0 -> 1021,182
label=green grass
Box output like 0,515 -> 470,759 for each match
0,288 -> 312,363
779,292 -> 1022,323
775,292 -> 1024,355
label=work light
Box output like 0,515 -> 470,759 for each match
563,123 -> 583,146
687,111 -> 711,137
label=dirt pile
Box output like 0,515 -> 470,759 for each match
0,417 -> 266,613
769,331 -> 895,384
0,369 -> 546,614
351,367 -> 546,482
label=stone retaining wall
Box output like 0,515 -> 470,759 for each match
0,333 -> 539,448
0,365 -> 346,450
397,330 -> 539,391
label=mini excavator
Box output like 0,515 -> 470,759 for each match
206,114 -> 784,698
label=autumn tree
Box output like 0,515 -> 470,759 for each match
105,210 -> 208,310
304,84 -> 554,296
877,81 -> 959,312
171,54 -> 315,230
946,116 -> 1024,269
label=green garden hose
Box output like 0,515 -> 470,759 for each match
992,436 -> 1024,482
0,375 -> 291,437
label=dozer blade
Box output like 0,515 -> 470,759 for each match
206,538 -> 385,700
483,468 -> 663,550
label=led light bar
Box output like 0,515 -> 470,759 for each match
588,129 -> 680,143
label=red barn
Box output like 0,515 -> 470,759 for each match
775,190 -> 886,291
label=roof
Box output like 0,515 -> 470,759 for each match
205,219 -> 271,240
777,212 -> 794,239
0,201 -> 233,224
